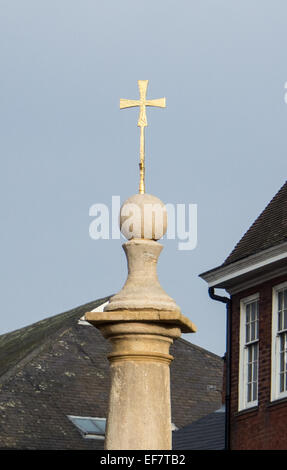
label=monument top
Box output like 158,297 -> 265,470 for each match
120,80 -> 166,194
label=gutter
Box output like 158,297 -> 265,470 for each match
208,287 -> 231,451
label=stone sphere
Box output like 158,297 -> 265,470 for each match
120,193 -> 168,240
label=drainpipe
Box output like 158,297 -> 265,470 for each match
208,287 -> 231,451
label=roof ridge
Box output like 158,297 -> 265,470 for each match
0,296 -> 111,339
222,180 -> 287,266
0,296 -> 110,380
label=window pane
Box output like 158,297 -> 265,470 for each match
245,300 -> 259,343
247,361 -> 252,383
280,373 -> 285,393
280,334 -> 286,354
278,291 -> 283,311
280,351 -> 285,376
246,344 -> 258,404
74,418 -> 96,434
246,322 -> 250,344
255,301 -> 259,340
278,311 -> 283,332
94,419 -> 106,433
251,321 -> 255,341
247,383 -> 252,402
251,302 -> 256,322
247,345 -> 253,362
278,290 -> 287,332
246,304 -> 250,323
253,380 -> 258,401
279,333 -> 287,394
253,344 -> 258,401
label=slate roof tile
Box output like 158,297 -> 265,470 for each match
172,408 -> 225,450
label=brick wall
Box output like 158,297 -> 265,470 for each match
230,273 -> 287,450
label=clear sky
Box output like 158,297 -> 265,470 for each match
0,1 -> 286,356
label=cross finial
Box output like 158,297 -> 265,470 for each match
120,80 -> 166,194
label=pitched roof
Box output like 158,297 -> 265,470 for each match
222,180 -> 287,266
0,298 -> 223,450
0,296 -> 111,450
0,297 -> 110,381
172,407 -> 225,450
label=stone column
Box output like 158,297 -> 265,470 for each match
98,322 -> 180,449
85,237 -> 196,450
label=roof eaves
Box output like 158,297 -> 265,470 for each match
199,240 -> 287,289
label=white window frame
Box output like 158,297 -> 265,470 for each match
67,415 -> 106,440
238,293 -> 259,411
271,281 -> 287,402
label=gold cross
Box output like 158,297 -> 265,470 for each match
120,80 -> 166,194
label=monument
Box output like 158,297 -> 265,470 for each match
85,80 -> 196,450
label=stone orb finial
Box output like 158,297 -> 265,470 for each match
120,193 -> 167,241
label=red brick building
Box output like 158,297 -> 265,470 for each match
200,180 -> 287,450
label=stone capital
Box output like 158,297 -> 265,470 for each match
85,309 -> 196,335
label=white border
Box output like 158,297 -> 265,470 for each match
238,293 -> 259,411
271,281 -> 287,402
200,241 -> 287,289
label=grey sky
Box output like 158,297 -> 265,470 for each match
1,1 -> 286,356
